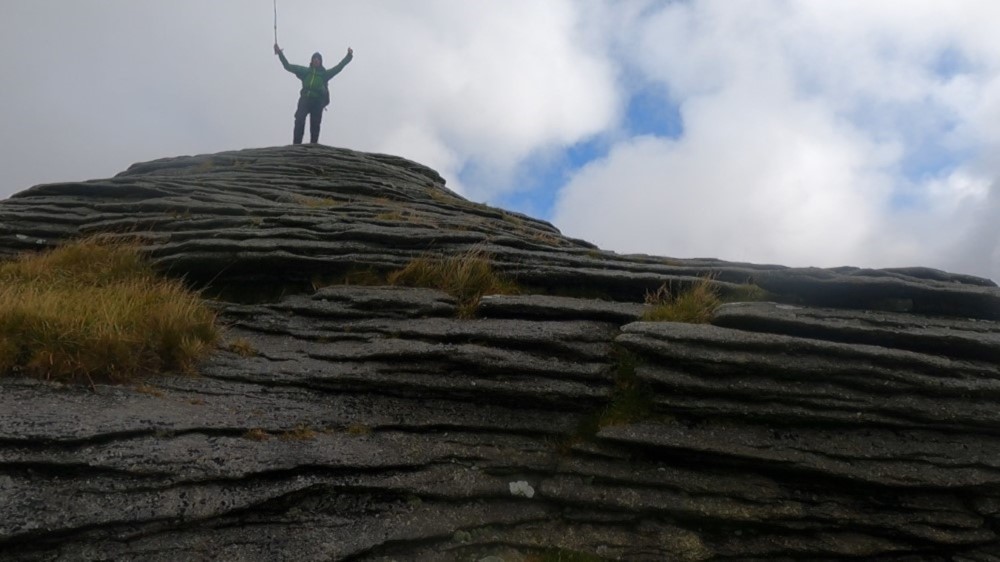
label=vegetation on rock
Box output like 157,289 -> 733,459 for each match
387,248 -> 518,317
570,347 -> 655,449
642,277 -> 721,323
3,147 -> 1000,560
226,338 -> 258,357
0,238 -> 218,384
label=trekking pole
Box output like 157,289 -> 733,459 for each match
273,0 -> 278,45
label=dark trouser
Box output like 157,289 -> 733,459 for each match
293,96 -> 325,144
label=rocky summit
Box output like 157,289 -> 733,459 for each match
2,144 -> 1000,561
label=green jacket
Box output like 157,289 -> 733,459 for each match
278,50 -> 353,103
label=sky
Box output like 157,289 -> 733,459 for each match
1,1 -> 999,282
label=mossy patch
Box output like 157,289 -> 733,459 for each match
567,347 -> 655,453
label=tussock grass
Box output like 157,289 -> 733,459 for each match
642,277 -> 721,323
387,249 -> 518,318
226,338 -> 258,357
0,239 -> 219,384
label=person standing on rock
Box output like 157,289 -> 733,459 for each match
274,44 -> 353,144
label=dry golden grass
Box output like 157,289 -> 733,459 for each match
280,424 -> 318,441
642,277 -> 721,324
0,239 -> 219,384
226,338 -> 258,357
243,428 -> 270,441
387,249 -> 518,318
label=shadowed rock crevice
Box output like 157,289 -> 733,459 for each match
2,145 -> 1000,560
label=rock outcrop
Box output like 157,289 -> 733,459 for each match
1,145 -> 1000,561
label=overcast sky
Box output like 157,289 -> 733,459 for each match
2,1 -> 999,282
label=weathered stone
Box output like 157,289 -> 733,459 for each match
752,266 -> 1000,320
714,301 -> 1000,362
2,145 -> 1000,560
618,321 -> 1000,429
479,294 -> 646,323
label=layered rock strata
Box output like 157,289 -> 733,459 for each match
1,145 -> 999,561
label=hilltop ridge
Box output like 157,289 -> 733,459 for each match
2,145 -> 1000,560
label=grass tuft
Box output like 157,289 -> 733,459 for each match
0,238 -> 219,384
387,249 -> 518,318
280,424 -> 318,441
642,277 -> 721,323
243,428 -> 270,441
226,338 -> 258,357
722,282 -> 770,303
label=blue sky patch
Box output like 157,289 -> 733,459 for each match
624,85 -> 685,140
932,46 -> 974,80
489,87 -> 685,220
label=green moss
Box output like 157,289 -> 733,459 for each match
599,348 -> 654,427
569,347 -> 654,451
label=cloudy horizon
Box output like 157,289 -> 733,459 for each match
2,0 -> 998,282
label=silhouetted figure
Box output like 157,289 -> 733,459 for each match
274,44 -> 353,144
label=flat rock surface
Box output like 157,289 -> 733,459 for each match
714,300 -> 1000,361
2,145 -> 1000,560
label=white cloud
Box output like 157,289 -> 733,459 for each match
554,83 -> 896,267
2,1 -> 999,281
553,0 -> 1000,281
282,0 -> 620,197
0,0 -> 619,200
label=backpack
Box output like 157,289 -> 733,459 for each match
321,84 -> 330,108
